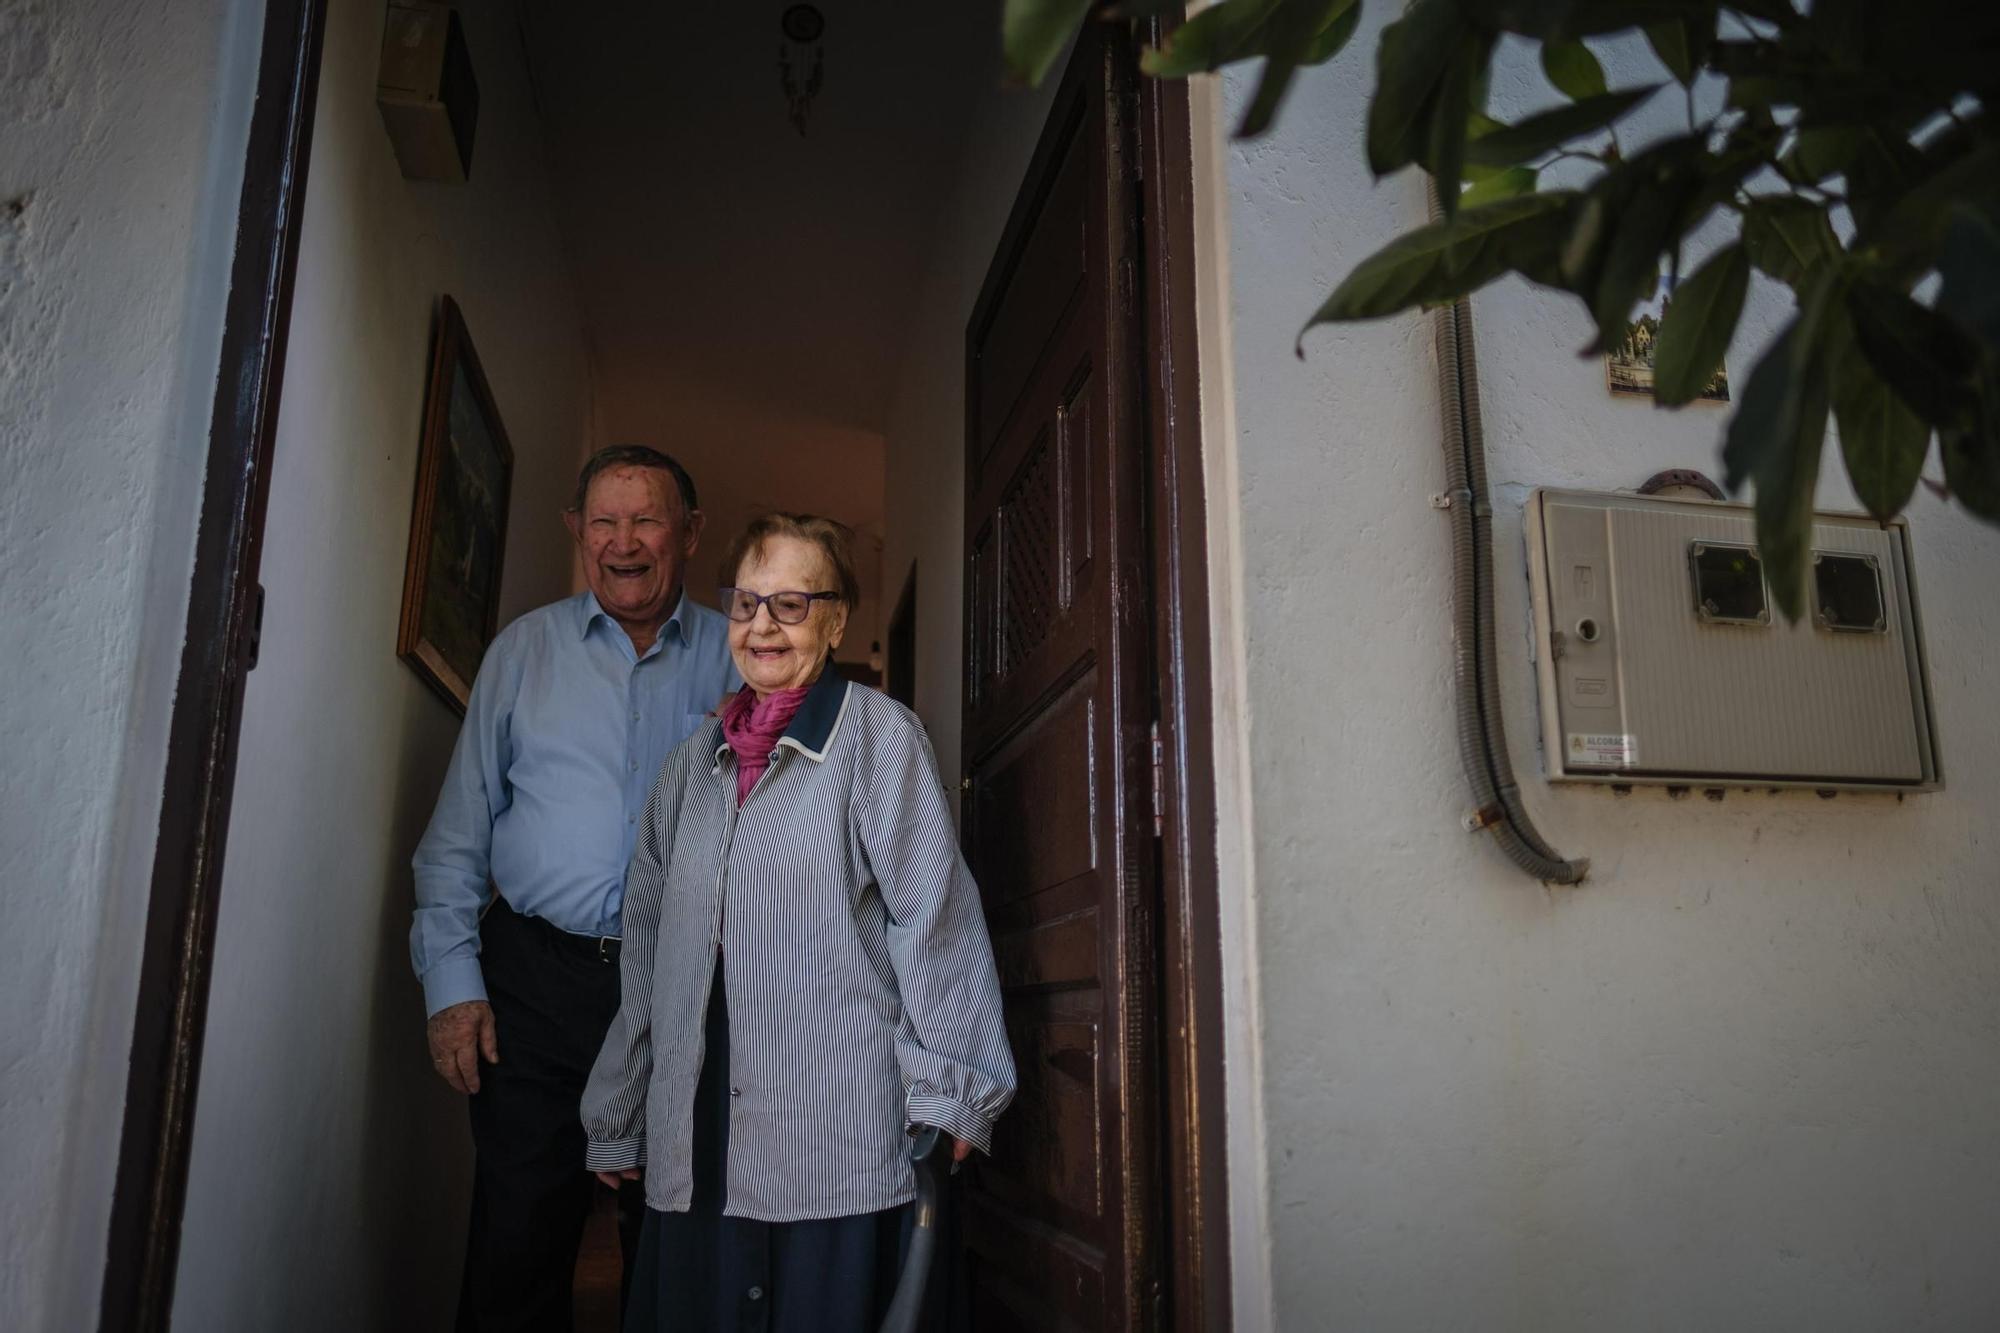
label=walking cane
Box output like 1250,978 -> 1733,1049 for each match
879,1125 -> 950,1333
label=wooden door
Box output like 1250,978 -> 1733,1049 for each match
960,24 -> 1158,1332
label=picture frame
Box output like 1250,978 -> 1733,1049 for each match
1605,262 -> 1731,403
397,295 -> 514,713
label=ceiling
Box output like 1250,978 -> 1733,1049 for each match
521,0 -> 1005,627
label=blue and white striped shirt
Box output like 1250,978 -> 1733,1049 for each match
581,671 -> 1016,1221
410,591 -> 737,1016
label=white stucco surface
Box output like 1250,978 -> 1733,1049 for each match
0,1 -> 261,1326
1209,20 -> 2000,1331
169,0 -> 592,1326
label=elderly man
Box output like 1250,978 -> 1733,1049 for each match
412,444 -> 737,1332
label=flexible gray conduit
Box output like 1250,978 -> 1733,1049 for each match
1427,182 -> 1589,885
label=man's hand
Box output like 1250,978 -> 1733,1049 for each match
427,1000 -> 499,1094
594,1168 -> 642,1191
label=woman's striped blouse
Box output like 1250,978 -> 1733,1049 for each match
580,671 -> 1017,1222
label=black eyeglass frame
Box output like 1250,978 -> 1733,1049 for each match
718,587 -> 842,625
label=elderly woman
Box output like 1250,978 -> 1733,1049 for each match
582,513 -> 1015,1331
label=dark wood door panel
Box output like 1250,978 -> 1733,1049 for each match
967,327 -> 1103,753
971,99 -> 1089,474
985,1007 -> 1104,1227
968,669 -> 1099,907
989,902 -> 1100,992
966,1194 -> 1107,1332
963,23 -> 1153,1333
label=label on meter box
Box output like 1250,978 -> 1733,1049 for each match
1567,732 -> 1638,767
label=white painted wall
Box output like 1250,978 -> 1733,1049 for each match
1208,19 -> 2000,1331
880,58 -> 1061,788
0,1 -> 262,1326
169,0 -> 592,1326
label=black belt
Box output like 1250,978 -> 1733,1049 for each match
488,894 -> 621,964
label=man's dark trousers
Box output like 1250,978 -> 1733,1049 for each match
457,897 -> 642,1332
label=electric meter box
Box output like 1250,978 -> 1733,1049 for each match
1523,488 -> 1941,790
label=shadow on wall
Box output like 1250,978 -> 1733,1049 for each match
352,682 -> 476,1329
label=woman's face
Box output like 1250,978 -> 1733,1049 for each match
727,535 -> 849,696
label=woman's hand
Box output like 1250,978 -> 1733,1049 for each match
594,1168 -> 641,1191
951,1138 -> 974,1164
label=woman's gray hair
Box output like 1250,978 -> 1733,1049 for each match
569,444 -> 699,517
722,513 -> 862,610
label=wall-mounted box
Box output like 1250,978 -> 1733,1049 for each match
377,2 -> 478,183
1524,489 -> 1940,790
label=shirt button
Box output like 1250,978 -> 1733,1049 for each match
631,711 -> 641,722
747,1286 -> 763,1302
627,814 -> 637,825
729,1086 -> 741,1098
630,759 -> 639,771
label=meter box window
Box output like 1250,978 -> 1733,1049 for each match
1524,489 -> 1941,789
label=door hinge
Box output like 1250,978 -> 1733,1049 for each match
1149,719 -> 1164,838
243,582 -> 267,672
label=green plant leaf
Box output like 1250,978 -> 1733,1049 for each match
1643,20 -> 1694,85
1238,63 -> 1298,138
1742,197 -> 1842,288
1559,135 -> 1709,352
1936,207 -> 2000,347
1723,278 -> 1839,621
1425,36 -> 1485,215
1463,85 -> 1661,167
1540,39 -> 1607,99
1777,127 -> 1863,188
1300,0 -> 1363,63
1368,0 -> 1466,176
1830,317 -> 1931,521
1460,165 -> 1538,207
1299,191 -> 1577,339
1847,283 -> 1981,427
1002,0 -> 1094,86
1653,244 -> 1748,406
1143,0 -> 1281,77
1940,410 -> 2000,520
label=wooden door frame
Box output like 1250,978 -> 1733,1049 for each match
960,17 -> 1231,1328
89,6 -> 1229,1329
1131,26 -> 1233,1330
99,1 -> 329,1327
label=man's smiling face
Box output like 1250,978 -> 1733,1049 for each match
566,465 -> 701,637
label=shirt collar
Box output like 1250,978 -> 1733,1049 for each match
712,669 -> 852,768
578,589 -> 690,647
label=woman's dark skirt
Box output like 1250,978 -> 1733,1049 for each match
624,960 -> 927,1333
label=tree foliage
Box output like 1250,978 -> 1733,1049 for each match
1003,0 -> 2000,618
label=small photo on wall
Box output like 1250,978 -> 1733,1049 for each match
1606,264 -> 1730,403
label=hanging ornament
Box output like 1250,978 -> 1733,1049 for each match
778,5 -> 825,138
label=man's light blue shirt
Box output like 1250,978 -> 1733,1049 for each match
411,589 -> 737,1017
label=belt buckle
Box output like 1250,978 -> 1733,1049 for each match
598,935 -> 614,964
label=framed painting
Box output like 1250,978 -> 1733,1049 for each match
1606,262 -> 1731,403
397,295 -> 513,712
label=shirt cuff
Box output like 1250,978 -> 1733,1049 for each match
421,957 -> 489,1019
585,1137 -> 646,1173
905,1094 -> 994,1157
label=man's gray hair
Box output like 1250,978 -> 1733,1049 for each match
569,445 -> 699,517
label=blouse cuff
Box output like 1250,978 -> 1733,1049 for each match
585,1136 -> 646,1173
906,1094 -> 994,1157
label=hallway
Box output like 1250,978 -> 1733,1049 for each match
153,0 -> 1059,1327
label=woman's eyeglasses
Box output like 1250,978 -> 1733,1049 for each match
719,587 -> 841,625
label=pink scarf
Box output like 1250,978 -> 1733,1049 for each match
720,685 -> 810,805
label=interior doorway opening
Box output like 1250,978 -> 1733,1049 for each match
110,2 -> 1225,1329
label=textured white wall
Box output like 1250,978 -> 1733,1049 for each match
880,61 -> 1060,791
1210,18 -> 2000,1331
0,1 -> 262,1326
169,0 -> 592,1327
